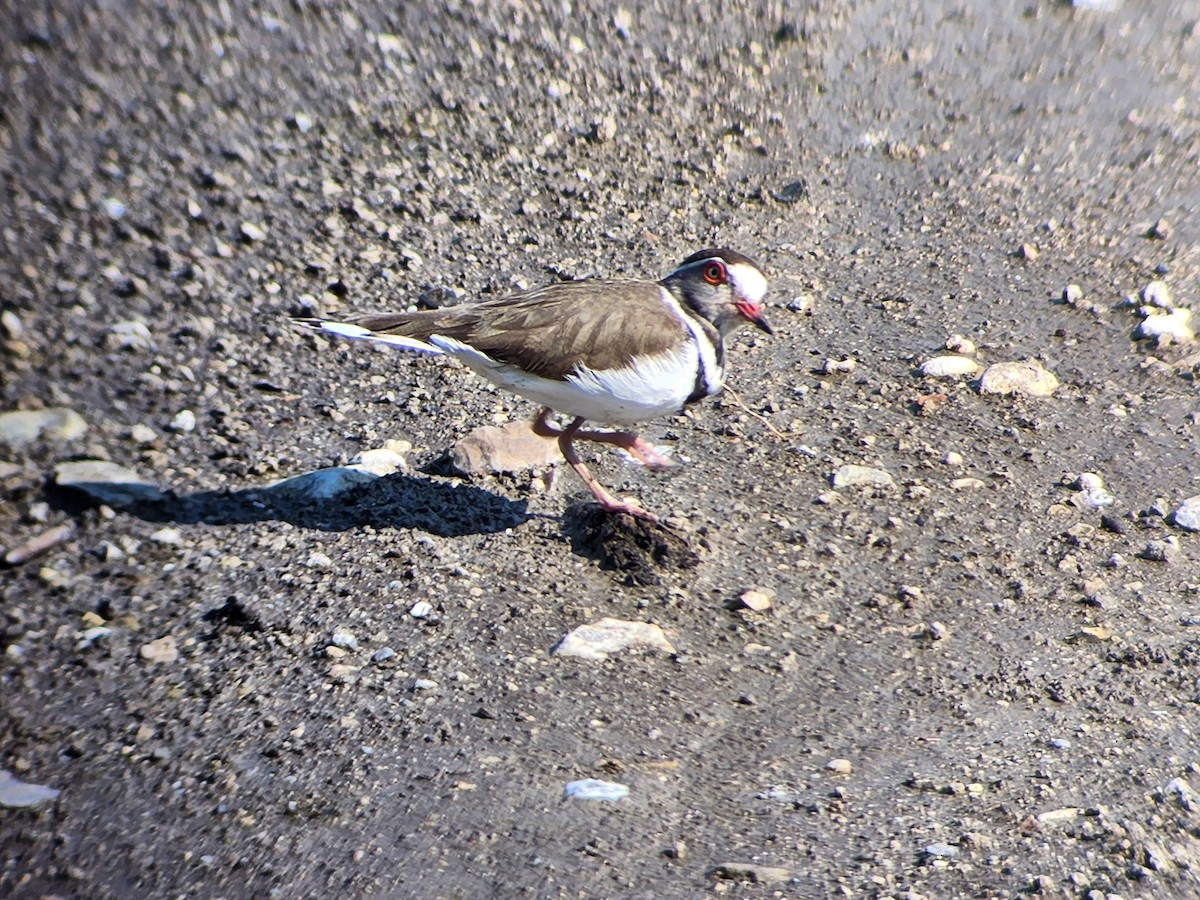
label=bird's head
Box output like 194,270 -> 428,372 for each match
663,248 -> 772,338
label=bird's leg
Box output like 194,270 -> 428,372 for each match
558,417 -> 658,523
571,427 -> 675,471
533,407 -> 673,471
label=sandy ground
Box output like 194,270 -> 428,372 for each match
4,1 -> 1200,897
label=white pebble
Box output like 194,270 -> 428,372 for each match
1136,308 -> 1194,345
945,334 -> 976,355
978,360 -> 1059,397
413,678 -> 438,690
1141,280 -> 1174,309
920,355 -> 980,378
409,600 -> 434,619
564,778 -> 629,801
168,409 -> 196,433
1173,496 -> 1200,532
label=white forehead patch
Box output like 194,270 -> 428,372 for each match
727,262 -> 768,305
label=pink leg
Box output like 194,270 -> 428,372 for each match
535,410 -> 658,522
531,408 -> 674,470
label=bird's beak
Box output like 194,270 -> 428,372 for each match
737,299 -> 774,335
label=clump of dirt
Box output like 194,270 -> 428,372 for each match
569,506 -> 700,586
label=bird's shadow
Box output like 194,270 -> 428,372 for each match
51,471 -> 530,538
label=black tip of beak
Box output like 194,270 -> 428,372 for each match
754,315 -> 774,336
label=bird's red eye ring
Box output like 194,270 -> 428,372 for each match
703,261 -> 726,285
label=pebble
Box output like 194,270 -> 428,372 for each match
978,360 -> 1059,397
239,221 -> 267,242
1017,242 -> 1039,260
292,112 -> 314,133
107,319 -> 154,352
1048,737 -> 1073,750
372,647 -> 395,664
1136,308 -> 1194,345
263,445 -> 407,501
1163,777 -> 1197,811
1140,537 -> 1179,562
1,309 -> 23,340
53,460 -> 164,507
944,451 -> 964,466
831,464 -> 895,489
950,477 -> 985,490
449,421 -> 561,475
1173,496 -> 1200,532
376,32 -> 402,53
563,778 -> 628,802
919,355 -> 980,378
4,524 -> 73,566
167,409 -> 196,433
305,551 -> 333,568
1037,807 -> 1080,825
140,635 -> 179,664
822,357 -> 857,375
331,630 -> 358,651
409,600 -> 434,619
711,862 -> 792,884
129,423 -> 158,444
150,527 -> 183,545
737,587 -> 775,612
945,334 -> 976,355
0,407 -> 88,448
77,626 -> 112,650
0,770 -> 60,808
1075,473 -> 1115,508
1142,280 -> 1174,308
552,618 -> 676,660
923,842 -> 959,859
825,758 -> 853,775
413,678 -> 437,690
1063,284 -> 1084,306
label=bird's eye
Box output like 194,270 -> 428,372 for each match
703,261 -> 726,285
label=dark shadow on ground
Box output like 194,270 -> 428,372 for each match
48,471 -> 530,538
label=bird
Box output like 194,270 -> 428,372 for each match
294,248 -> 771,522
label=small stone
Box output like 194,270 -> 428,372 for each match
129,423 -> 157,444
822,357 -> 857,375
612,7 -> 633,38
552,618 -> 676,660
786,293 -> 815,312
372,647 -> 395,664
0,407 -> 88,449
950,477 -> 986,490
102,197 -> 126,219
919,355 -> 980,378
923,842 -> 959,859
107,319 -> 154,351
167,409 -> 196,433
1048,737 -> 1072,750
1163,777 -> 1197,811
331,630 -> 358,651
149,527 -> 183,546
1174,496 -> 1200,531
292,113 -> 314,133
305,551 -> 333,568
831,464 -> 895,489
54,460 -> 163,507
978,360 -> 1059,397
564,778 -> 629,801
825,758 -> 853,775
591,115 -> 617,143
77,626 -> 112,649
4,524 -> 73,566
409,600 -> 434,619
1037,807 -> 1081,825
325,645 -> 347,659
1149,218 -> 1172,240
1063,284 -> 1084,306
376,32 -> 402,53
945,334 -> 976,355
1136,308 -> 1194,345
737,587 -> 775,612
413,678 -> 437,690
1,309 -> 23,340
927,621 -> 948,641
711,863 -> 792,884
0,771 -> 60,808
140,635 -> 178,664
239,221 -> 267,242
1071,625 -> 1112,643
1142,280 -> 1174,308
1074,472 -> 1115,508
1141,537 -> 1180,562
449,421 -> 561,475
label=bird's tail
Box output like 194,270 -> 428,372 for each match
292,317 -> 444,355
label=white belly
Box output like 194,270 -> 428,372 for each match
432,336 -> 706,426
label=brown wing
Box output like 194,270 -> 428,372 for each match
343,280 -> 690,381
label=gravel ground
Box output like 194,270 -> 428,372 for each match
4,1 -> 1200,897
